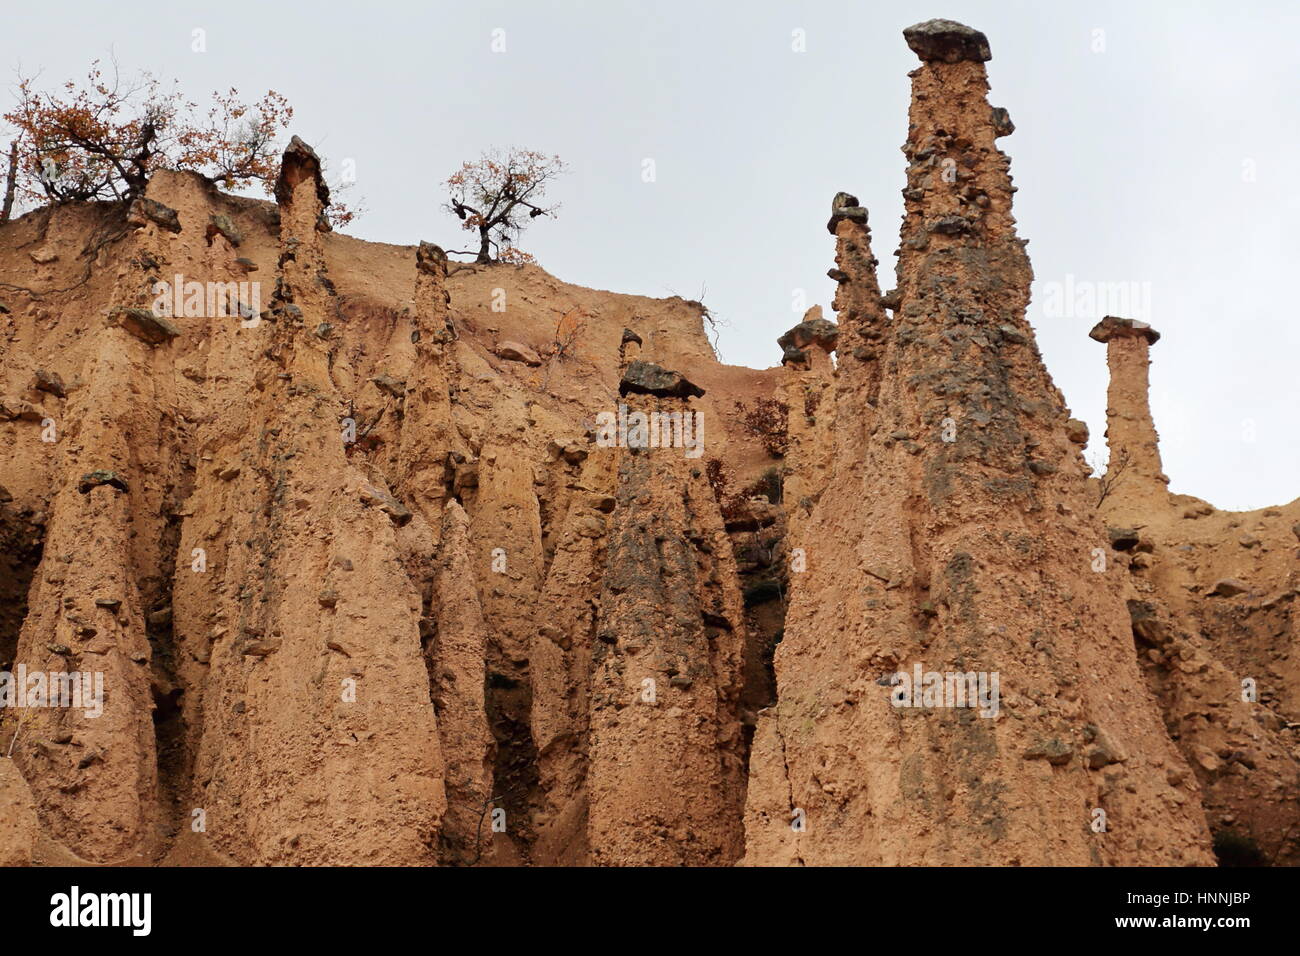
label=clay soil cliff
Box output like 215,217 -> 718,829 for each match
1,20 -> 1296,867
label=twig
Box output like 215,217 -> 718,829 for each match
1096,449 -> 1131,507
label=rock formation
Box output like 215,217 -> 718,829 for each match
776,307 -> 836,542
429,500 -> 494,864
743,20 -> 1214,866
0,19 -> 1295,868
585,391 -> 748,864
528,447 -> 615,864
1091,316 -> 1168,517
1093,320 -> 1300,866
7,172 -> 187,862
176,140 -> 446,864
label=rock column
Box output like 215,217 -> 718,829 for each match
185,137 -> 446,864
1090,316 -> 1167,513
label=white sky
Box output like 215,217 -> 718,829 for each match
4,0 -> 1297,510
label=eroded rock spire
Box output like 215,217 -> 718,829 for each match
742,20 -> 1213,866
776,307 -> 836,542
827,193 -> 889,409
586,396 -> 748,865
9,176 -> 193,862
395,241 -> 463,524
1090,316 -> 1168,515
181,137 -> 447,863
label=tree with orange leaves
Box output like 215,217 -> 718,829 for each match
2,59 -> 354,226
444,148 -> 565,264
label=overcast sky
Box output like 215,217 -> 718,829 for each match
4,1 -> 1297,510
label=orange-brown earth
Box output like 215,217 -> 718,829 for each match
0,20 -> 1295,866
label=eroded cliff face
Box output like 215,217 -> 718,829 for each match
0,135 -> 770,865
0,19 -> 1295,867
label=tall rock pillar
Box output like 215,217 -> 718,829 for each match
585,369 -> 747,865
1090,316 -> 1168,515
184,136 -> 446,864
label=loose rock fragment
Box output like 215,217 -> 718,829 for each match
494,341 -> 542,366
111,307 -> 180,345
619,360 -> 705,399
77,470 -> 129,494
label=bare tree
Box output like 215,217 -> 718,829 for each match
444,148 -> 564,264
668,281 -> 727,360
541,306 -> 587,389
1095,449 -> 1131,507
